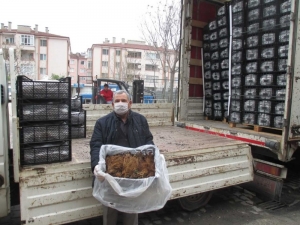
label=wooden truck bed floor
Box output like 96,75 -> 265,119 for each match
71,125 -> 245,164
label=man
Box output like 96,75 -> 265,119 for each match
100,83 -> 113,103
90,90 -> 154,225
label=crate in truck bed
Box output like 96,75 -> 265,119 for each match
20,140 -> 72,165
17,76 -> 71,99
71,96 -> 83,111
71,125 -> 86,139
71,110 -> 86,126
20,122 -> 71,144
18,102 -> 71,122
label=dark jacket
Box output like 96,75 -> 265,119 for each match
90,110 -> 154,172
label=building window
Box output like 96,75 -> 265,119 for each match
81,61 -> 84,65
5,37 -> 14,44
102,73 -> 108,78
127,63 -> 141,70
115,62 -> 120,68
87,72 -> 92,77
115,74 -> 120,79
145,64 -> 158,71
88,61 -> 92,69
116,50 -> 121,56
102,61 -> 108,67
40,54 -> 46,60
71,76 -> 74,80
145,75 -> 159,81
80,69 -> 85,73
70,60 -> 74,64
21,64 -> 34,75
102,49 -> 109,55
21,51 -> 34,61
70,68 -> 74,72
80,77 -> 86,80
40,68 -> 47,75
128,51 -> 142,58
146,53 -> 160,60
21,35 -> 34,46
40,40 -> 47,46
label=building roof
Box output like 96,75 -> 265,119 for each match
92,42 -> 164,51
70,53 -> 86,59
0,29 -> 69,39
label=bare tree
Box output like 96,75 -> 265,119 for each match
2,43 -> 35,80
140,0 -> 181,103
109,50 -> 141,84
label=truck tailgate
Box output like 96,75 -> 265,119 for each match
18,126 -> 253,225
152,126 -> 253,199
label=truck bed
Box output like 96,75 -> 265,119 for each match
19,125 -> 253,225
71,125 -> 246,163
181,120 -> 282,151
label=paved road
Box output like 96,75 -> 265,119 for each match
1,185 -> 300,225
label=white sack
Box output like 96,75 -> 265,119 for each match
93,144 -> 172,213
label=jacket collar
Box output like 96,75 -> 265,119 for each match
113,109 -> 132,122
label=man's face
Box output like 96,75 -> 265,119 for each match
104,86 -> 108,90
112,93 -> 132,108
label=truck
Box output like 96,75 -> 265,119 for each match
0,53 -> 253,224
0,0 -> 298,224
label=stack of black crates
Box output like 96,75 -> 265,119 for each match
203,2 -> 230,120
17,76 -> 72,165
71,96 -> 86,139
229,0 -> 291,128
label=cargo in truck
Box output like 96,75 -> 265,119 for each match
179,0 -> 300,201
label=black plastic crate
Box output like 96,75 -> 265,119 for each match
243,112 -> 256,124
248,0 -> 261,9
244,99 -> 257,112
274,115 -> 284,128
19,103 -> 70,122
213,102 -> 223,111
71,96 -> 83,111
280,1 -> 291,15
232,1 -> 244,14
257,113 -> 272,126
213,110 -> 223,119
20,123 -> 70,144
20,141 -> 71,165
229,111 -> 242,123
205,108 -> 213,117
71,110 -> 86,125
71,126 -> 86,139
232,76 -> 242,88
17,76 -> 71,100
231,100 -> 242,111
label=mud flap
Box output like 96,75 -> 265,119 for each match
241,173 -> 283,201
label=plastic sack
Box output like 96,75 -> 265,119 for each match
92,144 -> 172,213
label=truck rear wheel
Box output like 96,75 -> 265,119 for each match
178,191 -> 213,211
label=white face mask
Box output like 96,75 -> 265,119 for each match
114,102 -> 129,115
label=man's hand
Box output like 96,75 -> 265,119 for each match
94,165 -> 105,182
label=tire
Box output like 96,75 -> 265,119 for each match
178,191 -> 213,211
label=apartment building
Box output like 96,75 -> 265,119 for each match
0,22 -> 70,80
69,53 -> 92,84
90,38 -> 178,90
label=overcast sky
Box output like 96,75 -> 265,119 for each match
1,0 -> 160,53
